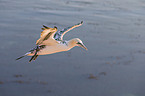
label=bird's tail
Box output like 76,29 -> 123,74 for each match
16,52 -> 31,60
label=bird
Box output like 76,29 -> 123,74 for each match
16,21 -> 87,62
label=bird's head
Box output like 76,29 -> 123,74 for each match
69,38 -> 88,50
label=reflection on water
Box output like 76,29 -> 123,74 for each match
0,0 -> 145,96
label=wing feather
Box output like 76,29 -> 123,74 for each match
54,21 -> 83,41
36,25 -> 58,45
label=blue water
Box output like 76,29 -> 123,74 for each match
0,0 -> 145,96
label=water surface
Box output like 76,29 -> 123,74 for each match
0,0 -> 145,96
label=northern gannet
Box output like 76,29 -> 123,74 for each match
16,21 -> 87,62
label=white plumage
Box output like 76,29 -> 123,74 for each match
16,21 -> 87,62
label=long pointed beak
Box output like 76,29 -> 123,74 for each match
78,43 -> 88,50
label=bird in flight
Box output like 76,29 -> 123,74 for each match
16,21 -> 87,62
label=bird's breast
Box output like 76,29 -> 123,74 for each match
37,44 -> 69,55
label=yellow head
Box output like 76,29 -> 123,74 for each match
68,38 -> 88,50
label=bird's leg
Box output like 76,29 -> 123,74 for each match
29,52 -> 37,63
29,46 -> 39,63
16,55 -> 25,60
33,55 -> 39,61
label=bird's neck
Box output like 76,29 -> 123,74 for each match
67,39 -> 76,50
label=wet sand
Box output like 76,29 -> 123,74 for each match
0,0 -> 145,96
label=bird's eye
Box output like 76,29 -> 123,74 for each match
77,42 -> 81,44
77,42 -> 82,45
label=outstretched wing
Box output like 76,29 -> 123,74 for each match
54,21 -> 83,41
36,25 -> 58,45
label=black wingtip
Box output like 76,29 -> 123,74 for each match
16,56 -> 25,60
41,28 -> 45,30
54,26 -> 57,29
43,25 -> 49,29
43,25 -> 47,27
81,21 -> 83,24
